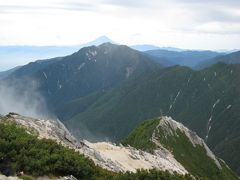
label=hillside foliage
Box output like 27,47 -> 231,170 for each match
0,121 -> 196,180
122,118 -> 238,180
64,63 -> 240,175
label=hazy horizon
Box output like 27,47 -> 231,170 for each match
0,0 -> 240,71
0,0 -> 239,49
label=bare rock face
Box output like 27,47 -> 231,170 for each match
159,116 -> 221,169
80,141 -> 187,174
0,113 -> 187,174
5,113 -> 79,148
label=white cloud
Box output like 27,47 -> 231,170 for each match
0,0 -> 239,50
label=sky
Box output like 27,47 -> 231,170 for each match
0,0 -> 240,50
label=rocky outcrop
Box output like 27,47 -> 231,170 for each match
81,141 -> 187,174
158,116 -> 221,169
0,113 -> 187,174
5,112 -> 79,148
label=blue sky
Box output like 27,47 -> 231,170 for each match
0,0 -> 239,50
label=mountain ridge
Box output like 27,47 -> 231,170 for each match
145,49 -> 224,68
196,51 -> 240,69
0,113 -> 237,179
0,36 -> 114,71
122,117 -> 238,179
3,43 -> 161,115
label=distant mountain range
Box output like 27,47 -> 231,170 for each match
145,49 -> 225,68
1,35 -> 238,72
131,44 -> 184,52
197,51 -> 240,69
1,43 -> 240,175
0,36 -> 114,71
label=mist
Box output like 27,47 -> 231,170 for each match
0,78 -> 52,119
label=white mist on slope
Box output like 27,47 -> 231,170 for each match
0,78 -> 51,119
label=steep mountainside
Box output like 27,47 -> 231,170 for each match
197,51 -> 240,69
0,66 -> 21,80
145,49 -> 224,68
0,113 -> 237,179
4,43 -> 160,112
9,57 -> 63,77
64,63 -> 240,174
122,117 -> 237,179
144,54 -> 175,67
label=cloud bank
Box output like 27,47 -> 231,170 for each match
0,78 -> 52,119
0,0 -> 239,50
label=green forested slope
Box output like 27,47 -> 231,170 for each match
5,43 -> 160,111
65,63 -> 240,174
122,118 -> 238,180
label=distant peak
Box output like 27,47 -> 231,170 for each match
98,42 -> 115,47
95,36 -> 113,42
81,36 -> 115,48
87,36 -> 114,46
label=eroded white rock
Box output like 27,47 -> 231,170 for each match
1,113 -> 188,174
